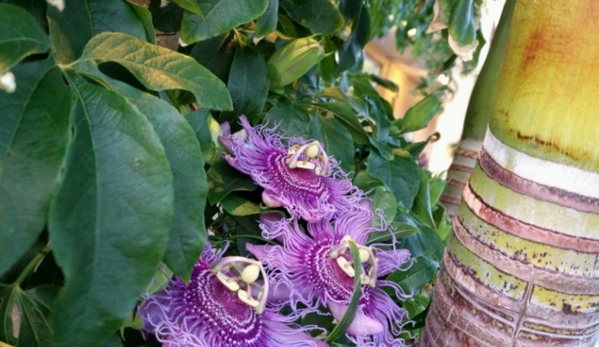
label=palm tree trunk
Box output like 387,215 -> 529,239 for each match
441,0 -> 515,217
421,0 -> 599,346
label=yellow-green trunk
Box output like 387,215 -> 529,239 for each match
441,0 -> 515,216
422,1 -> 599,346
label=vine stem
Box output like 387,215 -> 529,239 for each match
13,244 -> 52,287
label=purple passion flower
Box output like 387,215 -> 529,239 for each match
219,115 -> 362,223
138,247 -> 327,347
247,206 -> 412,347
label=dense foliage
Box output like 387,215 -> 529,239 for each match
0,0 -> 481,346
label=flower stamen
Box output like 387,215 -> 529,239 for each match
285,141 -> 330,176
330,236 -> 378,288
211,257 -> 269,314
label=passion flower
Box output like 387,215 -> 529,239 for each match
247,204 -> 412,346
219,116 -> 362,223
139,246 -> 326,347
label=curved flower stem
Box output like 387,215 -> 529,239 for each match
13,244 -> 52,287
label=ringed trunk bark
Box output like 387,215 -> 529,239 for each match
421,0 -> 599,346
441,0 -> 515,217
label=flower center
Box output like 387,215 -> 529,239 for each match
285,141 -> 330,176
330,235 -> 378,288
211,256 -> 269,314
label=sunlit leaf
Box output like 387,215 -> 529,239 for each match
72,32 -> 232,110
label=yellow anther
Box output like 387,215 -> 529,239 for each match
241,264 -> 261,284
305,143 -> 320,158
358,248 -> 370,262
216,272 -> 240,292
294,161 -> 316,170
237,289 -> 260,308
336,257 -> 355,278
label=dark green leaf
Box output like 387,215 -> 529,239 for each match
398,223 -> 445,262
337,6 -> 369,72
366,152 -> 420,209
280,0 -> 344,35
352,171 -> 382,192
207,160 -> 257,204
339,0 -> 362,20
47,0 -> 148,63
308,116 -> 355,175
0,59 -> 71,276
313,102 -> 369,144
148,0 -> 184,33
180,0 -> 269,43
325,241 -> 362,343
401,94 -> 441,133
126,1 -> 157,44
220,42 -> 269,124
48,74 -> 173,347
0,284 -> 58,347
189,32 -> 235,82
367,221 -> 419,244
0,4 -> 50,74
387,256 -> 439,292
72,32 -> 232,110
403,294 -> 431,319
108,81 -> 208,282
370,186 -> 397,229
264,100 -> 311,137
255,0 -> 279,37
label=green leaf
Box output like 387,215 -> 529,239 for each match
366,152 -> 420,210
280,0 -> 344,35
255,0 -> 279,37
180,0 -> 269,43
401,94 -> 441,133
171,0 -> 204,17
370,186 -> 397,229
0,284 -> 58,347
398,223 -> 445,262
411,170 -> 435,228
325,241 -> 362,343
367,221 -> 419,244
48,74 -> 173,347
337,6 -> 369,72
186,109 -> 218,163
72,32 -> 232,111
308,116 -> 355,175
264,100 -> 311,137
207,160 -> 257,204
47,0 -> 148,63
387,256 -> 439,292
189,32 -> 236,82
108,82 -> 208,282
220,42 -> 269,124
126,0 -> 158,44
0,59 -> 72,277
312,102 -> 369,144
0,4 -> 50,75
352,172 -> 382,192
449,0 -> 476,46
221,194 -> 264,216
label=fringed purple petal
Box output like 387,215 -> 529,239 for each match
327,301 -> 384,336
377,248 -> 412,277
